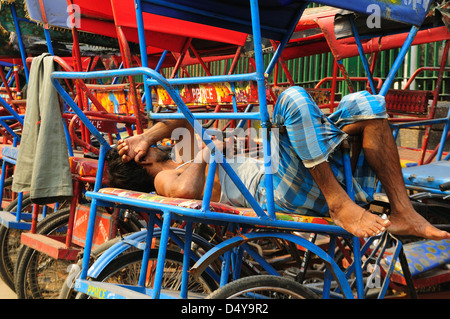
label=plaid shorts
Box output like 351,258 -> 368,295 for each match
262,86 -> 387,217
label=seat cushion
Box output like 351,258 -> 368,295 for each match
98,187 -> 334,225
403,161 -> 450,191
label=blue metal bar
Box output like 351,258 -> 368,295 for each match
62,120 -> 74,157
390,117 -> 449,129
249,0 -> 276,219
155,50 -> 168,72
0,120 -> 20,142
342,143 -> 355,201
378,239 -> 402,298
349,16 -> 376,94
265,2 -> 308,76
436,120 -> 450,161
10,3 -> 29,82
322,235 -> 335,299
241,242 -> 279,276
15,192 -> 23,223
180,221 -> 193,298
150,112 -> 261,121
51,79 -> 110,150
146,72 -> 257,87
80,198 -> 99,280
230,82 -> 237,113
379,26 -> 419,96
0,62 -> 15,68
201,159 -> 217,212
220,249 -> 231,287
52,67 -> 268,219
1,68 -> 12,88
151,211 -> 172,298
352,236 -> 364,299
87,190 -> 348,235
43,28 -> 54,55
138,214 -> 156,286
80,146 -> 109,279
0,93 -> 24,124
135,0 -> 152,113
0,160 -> 7,206
111,62 -> 123,85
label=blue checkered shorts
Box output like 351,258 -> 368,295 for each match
262,86 -> 387,217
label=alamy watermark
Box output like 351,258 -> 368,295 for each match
366,0 -> 431,29
66,4 -> 81,29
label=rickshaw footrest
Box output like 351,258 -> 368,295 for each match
21,233 -> 80,260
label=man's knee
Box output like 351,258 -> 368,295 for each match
272,86 -> 322,126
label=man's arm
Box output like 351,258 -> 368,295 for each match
154,143 -> 210,199
118,119 -> 191,163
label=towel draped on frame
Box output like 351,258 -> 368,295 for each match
12,53 -> 73,205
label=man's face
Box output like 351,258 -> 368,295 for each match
137,146 -> 171,176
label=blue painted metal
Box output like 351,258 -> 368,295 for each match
151,211 -> 172,298
0,95 -> 24,125
192,231 -> 355,298
150,112 -> 261,121
135,0 -> 152,113
10,3 -> 29,82
180,221 -> 193,298
352,237 -> 364,299
43,28 -> 54,55
52,67 -> 270,220
322,235 -> 336,299
265,1 -> 308,76
155,50 -> 168,72
138,214 -> 156,287
379,26 -> 420,96
50,0 -> 432,300
349,16 -> 377,94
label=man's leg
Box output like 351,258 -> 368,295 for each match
272,87 -> 390,237
341,119 -> 450,240
308,161 -> 389,237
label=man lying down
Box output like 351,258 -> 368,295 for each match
106,86 -> 450,240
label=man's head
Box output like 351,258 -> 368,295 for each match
105,147 -> 156,193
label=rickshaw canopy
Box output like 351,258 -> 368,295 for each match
138,0 -> 435,41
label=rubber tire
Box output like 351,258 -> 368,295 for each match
15,207 -> 142,299
74,249 -> 218,299
207,275 -> 319,299
14,208 -> 72,299
0,193 -> 36,292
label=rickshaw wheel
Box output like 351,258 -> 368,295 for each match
207,275 -> 319,299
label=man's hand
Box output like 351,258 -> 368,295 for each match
117,135 -> 152,163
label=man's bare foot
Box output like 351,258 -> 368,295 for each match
329,200 -> 391,238
387,208 -> 450,240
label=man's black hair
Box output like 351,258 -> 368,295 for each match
105,147 -> 155,193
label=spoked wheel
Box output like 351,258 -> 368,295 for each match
0,194 -> 65,292
73,250 -> 218,299
207,275 -> 319,299
14,207 -> 142,299
14,208 -> 72,299
0,225 -> 22,291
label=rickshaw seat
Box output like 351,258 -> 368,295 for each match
69,156 -> 99,177
388,239 -> 450,278
97,187 -> 335,226
403,161 -> 450,192
1,145 -> 18,161
385,89 -> 433,116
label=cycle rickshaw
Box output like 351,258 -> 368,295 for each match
52,0 -> 450,299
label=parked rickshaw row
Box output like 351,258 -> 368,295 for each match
0,0 -> 448,300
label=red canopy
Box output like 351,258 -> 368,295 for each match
72,0 -> 247,54
279,6 -> 450,61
